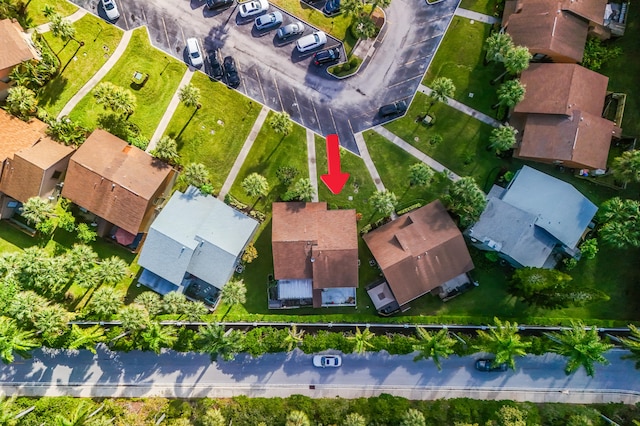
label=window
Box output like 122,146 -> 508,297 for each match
52,170 -> 62,179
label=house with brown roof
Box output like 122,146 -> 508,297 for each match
511,63 -> 618,170
502,0 -> 608,63
271,202 -> 358,309
363,201 -> 474,315
0,19 -> 39,99
0,110 -> 72,218
61,129 -> 176,249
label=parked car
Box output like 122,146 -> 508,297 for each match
378,100 -> 407,117
208,50 -> 224,80
101,0 -> 120,20
313,355 -> 342,368
186,38 -> 204,67
296,31 -> 327,52
276,21 -> 305,40
239,0 -> 268,18
322,0 -> 341,16
475,359 -> 508,372
313,47 -> 340,66
223,56 -> 241,88
254,11 -> 283,30
205,0 -> 234,10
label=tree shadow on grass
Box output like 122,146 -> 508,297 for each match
38,74 -> 69,109
176,108 -> 199,141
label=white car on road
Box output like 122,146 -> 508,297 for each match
101,0 -> 120,20
313,355 -> 342,368
239,0 -> 269,18
296,31 -> 327,52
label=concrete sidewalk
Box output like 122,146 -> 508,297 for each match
354,132 -> 385,192
218,105 -> 270,199
147,68 -> 196,153
418,84 -> 502,128
57,29 -> 133,119
371,126 -> 460,181
306,129 -> 319,202
32,8 -> 88,34
455,7 -> 501,25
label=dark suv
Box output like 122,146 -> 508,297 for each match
378,100 -> 407,117
322,0 -> 340,16
313,47 -> 341,66
206,0 -> 234,10
208,50 -> 223,80
223,56 -> 240,88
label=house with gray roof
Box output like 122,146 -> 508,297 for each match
466,166 -> 597,268
137,186 -> 258,303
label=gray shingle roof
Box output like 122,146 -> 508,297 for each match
138,186 -> 259,289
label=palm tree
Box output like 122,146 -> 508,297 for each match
220,280 -> 247,320
6,291 -> 48,324
201,408 -> 226,426
65,243 -> 98,276
427,77 -> 455,112
241,173 -> 270,200
341,0 -> 363,17
118,304 -> 150,334
597,197 -> 640,249
368,0 -> 391,15
182,163 -> 210,188
54,401 -> 93,426
49,13 -> 77,43
282,324 -> 305,351
0,316 -> 39,364
93,82 -> 137,117
178,83 -> 201,109
488,125 -> 518,155
399,408 -> 426,426
495,79 -> 526,109
269,111 -> 293,136
546,322 -> 613,377
5,85 -> 37,120
611,150 -> 640,184
370,190 -> 398,218
151,135 -> 180,164
408,163 -> 434,187
163,291 -> 188,315
352,15 -> 378,40
20,196 -> 52,227
141,322 -> 177,353
413,327 -> 456,371
348,326 -> 375,354
0,396 -> 18,426
68,324 -> 105,354
135,292 -> 164,317
504,45 -> 532,75
283,178 -> 315,202
97,256 -> 129,285
182,300 -> 209,322
343,413 -> 366,426
474,317 -> 531,370
34,305 -> 71,343
620,324 -> 640,369
444,176 -> 487,227
286,410 -> 310,426
88,286 -> 124,320
485,32 -> 513,63
197,323 -> 244,361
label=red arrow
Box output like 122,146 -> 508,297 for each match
320,134 -> 350,194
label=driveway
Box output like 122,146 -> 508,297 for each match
83,0 -> 458,152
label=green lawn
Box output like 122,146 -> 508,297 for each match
269,0 -> 360,54
459,0 -> 501,16
27,0 -> 77,26
164,72 -> 260,190
599,3 -> 640,136
384,92 -> 506,187
39,15 -> 123,117
424,16 -> 503,116
68,27 -> 186,139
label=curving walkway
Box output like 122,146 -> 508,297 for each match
57,29 -> 133,119
31,8 -> 88,34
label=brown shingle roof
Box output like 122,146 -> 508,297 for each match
0,19 -> 38,71
61,129 -> 173,235
515,63 -> 608,116
559,0 -> 606,24
506,10 -> 588,63
0,138 -> 74,203
518,110 -> 614,169
271,202 -> 358,289
0,110 -> 47,162
363,200 -> 474,306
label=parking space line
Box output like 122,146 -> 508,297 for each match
386,74 -> 422,89
272,75 -> 285,112
403,55 -> 432,66
179,21 -> 186,45
120,0 -> 130,30
311,101 -> 322,135
254,69 -> 266,104
161,17 -> 171,48
140,6 -> 146,23
291,89 -> 303,126
329,109 -> 338,134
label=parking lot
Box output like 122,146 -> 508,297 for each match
80,0 -> 458,152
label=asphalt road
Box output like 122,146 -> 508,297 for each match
76,0 -> 458,152
1,347 -> 639,402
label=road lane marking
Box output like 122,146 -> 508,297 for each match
254,68 -> 266,104
311,101 -> 322,134
291,89 -> 303,126
272,75 -> 284,112
161,17 -> 171,49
